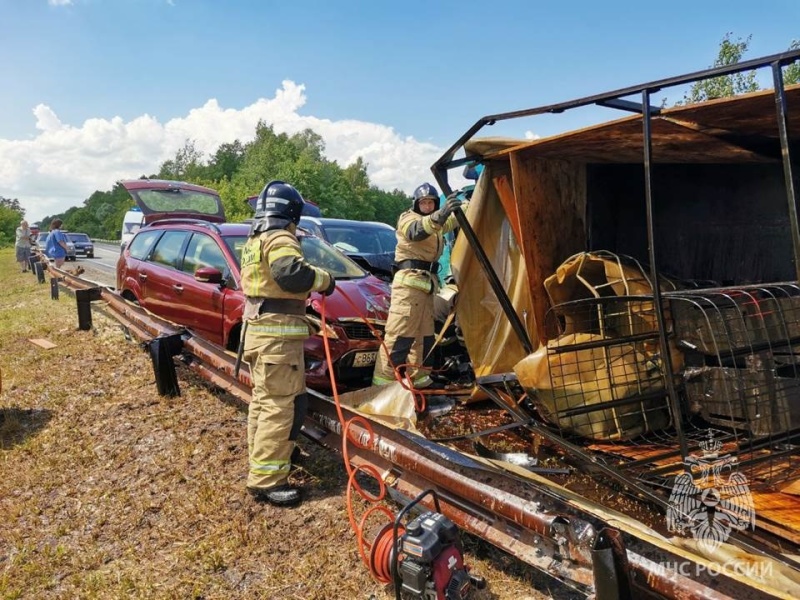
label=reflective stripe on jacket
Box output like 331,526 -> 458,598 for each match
393,209 -> 458,294
240,227 -> 332,337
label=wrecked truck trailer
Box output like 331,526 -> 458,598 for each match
431,50 -> 800,590
49,51 -> 800,599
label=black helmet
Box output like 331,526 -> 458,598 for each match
255,180 -> 305,225
412,182 -> 440,214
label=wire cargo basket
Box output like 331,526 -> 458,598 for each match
514,252 -> 675,440
516,295 -> 674,441
667,283 -> 800,438
515,252 -> 800,444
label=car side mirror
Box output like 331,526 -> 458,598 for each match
195,266 -> 223,284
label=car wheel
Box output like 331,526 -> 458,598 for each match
87,253 -> 94,258
121,290 -> 140,306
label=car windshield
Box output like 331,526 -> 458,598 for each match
68,233 -> 90,242
312,222 -> 397,255
224,234 -> 367,279
37,233 -> 49,245
332,225 -> 397,254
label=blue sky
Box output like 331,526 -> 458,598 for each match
1,0 -> 798,222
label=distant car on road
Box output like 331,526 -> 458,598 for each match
298,217 -> 397,281
67,232 -> 95,258
36,232 -> 77,262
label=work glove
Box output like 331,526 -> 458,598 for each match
323,273 -> 337,296
430,193 -> 462,225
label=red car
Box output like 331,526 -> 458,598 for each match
115,179 -> 390,391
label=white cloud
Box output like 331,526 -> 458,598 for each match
524,130 -> 541,140
1,80 -> 467,222
48,0 -> 73,6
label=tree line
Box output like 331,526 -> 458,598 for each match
32,122 -> 412,242
1,34 -> 798,246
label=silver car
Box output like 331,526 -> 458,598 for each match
36,232 -> 77,262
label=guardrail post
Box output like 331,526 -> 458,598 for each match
35,261 -> 46,283
28,255 -> 39,274
592,528 -> 632,600
50,278 -> 59,300
75,287 -> 103,330
147,334 -> 183,397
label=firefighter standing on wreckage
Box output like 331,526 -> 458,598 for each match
240,180 -> 336,507
372,182 -> 462,388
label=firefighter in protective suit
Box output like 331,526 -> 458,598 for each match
372,182 -> 461,389
240,180 -> 336,507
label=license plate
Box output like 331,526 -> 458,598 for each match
352,351 -> 377,368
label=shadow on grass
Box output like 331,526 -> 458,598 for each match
0,407 -> 53,449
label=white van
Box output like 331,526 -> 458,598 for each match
120,209 -> 144,251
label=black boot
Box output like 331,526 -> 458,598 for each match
248,484 -> 302,507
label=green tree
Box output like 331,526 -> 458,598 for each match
231,123 -> 340,215
0,204 -> 24,247
32,119 -> 412,235
679,35 -> 800,106
206,140 -> 246,181
212,177 -> 255,223
158,139 -> 205,181
0,197 -> 25,218
370,187 -> 410,225
785,40 -> 800,85
680,33 -> 759,105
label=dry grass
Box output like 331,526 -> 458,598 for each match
0,249 -> 559,600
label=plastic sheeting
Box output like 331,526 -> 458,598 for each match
334,383 -> 419,433
449,162 -> 537,390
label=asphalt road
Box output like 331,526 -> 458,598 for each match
73,242 -> 119,287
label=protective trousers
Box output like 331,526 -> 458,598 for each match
243,321 -> 307,491
372,278 -> 435,387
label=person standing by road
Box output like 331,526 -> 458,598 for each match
45,219 -> 69,268
372,182 -> 461,389
15,220 -> 33,272
239,180 -> 336,507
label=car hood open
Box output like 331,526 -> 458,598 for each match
121,179 -> 225,225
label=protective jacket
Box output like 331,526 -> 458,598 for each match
241,229 -> 333,331
372,209 -> 460,387
393,209 -> 460,292
240,227 -> 332,491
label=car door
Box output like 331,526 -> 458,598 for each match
175,232 -> 233,345
141,230 -> 191,325
117,228 -> 163,295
